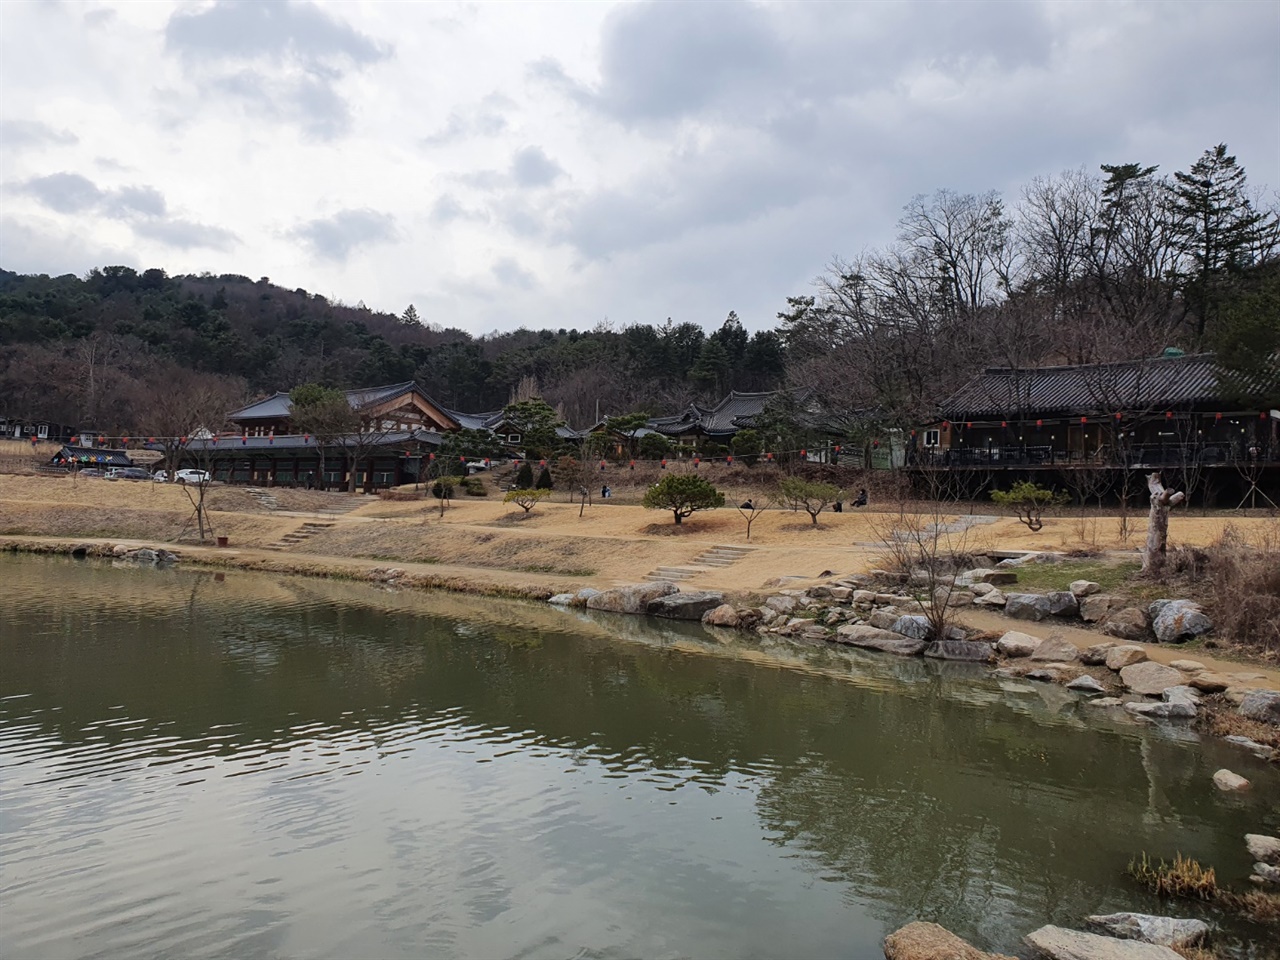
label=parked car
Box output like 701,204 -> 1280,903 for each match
174,469 -> 211,484
77,468 -> 106,478
152,470 -> 169,482
106,467 -> 151,481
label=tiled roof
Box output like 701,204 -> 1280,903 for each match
230,382 -> 456,425
54,445 -> 134,467
648,389 -> 816,436
941,353 -> 1266,418
445,409 -> 504,431
184,429 -> 445,452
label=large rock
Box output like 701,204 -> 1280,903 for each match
1024,925 -> 1181,959
1084,913 -> 1207,948
972,589 -> 1007,607
1169,659 -> 1205,673
1006,593 -> 1051,621
1079,595 -> 1118,623
1119,661 -> 1185,696
834,625 -> 925,656
976,569 -> 1019,585
1150,599 -> 1213,644
996,630 -> 1042,658
1046,591 -> 1079,617
764,595 -> 798,615
969,581 -> 997,597
924,640 -> 995,662
1030,634 -> 1080,663
852,590 -> 877,604
1162,685 -> 1200,705
1213,769 -> 1251,792
548,593 -> 576,605
892,615 -> 932,640
1125,700 -> 1196,720
1245,834 -> 1280,866
1104,645 -> 1148,671
1066,675 -> 1106,694
1253,863 -> 1280,884
869,609 -> 901,630
1081,642 -> 1117,665
648,591 -> 726,620
1070,579 -> 1101,598
1103,607 -> 1151,641
702,603 -> 741,627
884,921 -> 1015,960
586,581 -> 678,614
1238,689 -> 1280,725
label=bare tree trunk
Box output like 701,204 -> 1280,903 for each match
1142,472 -> 1185,577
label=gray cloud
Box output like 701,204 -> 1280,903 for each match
429,194 -> 487,225
133,218 -> 239,251
423,94 -> 512,146
107,186 -> 167,218
510,146 -> 563,188
491,257 -> 536,289
18,172 -> 104,213
290,208 -> 397,261
164,0 -> 390,138
0,119 -> 79,151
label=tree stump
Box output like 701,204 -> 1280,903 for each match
1142,472 -> 1185,577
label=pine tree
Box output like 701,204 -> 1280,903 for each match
535,466 -> 553,489
515,461 -> 534,488
1168,144 -> 1272,342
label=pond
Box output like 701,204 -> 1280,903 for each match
1,554 -> 1275,958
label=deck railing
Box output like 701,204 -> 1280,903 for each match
908,438 -> 1277,469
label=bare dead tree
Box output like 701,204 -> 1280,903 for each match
1142,472 -> 1185,578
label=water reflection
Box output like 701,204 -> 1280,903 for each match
1,555 -> 1276,958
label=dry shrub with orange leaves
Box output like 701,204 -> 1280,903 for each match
1206,523 -> 1280,657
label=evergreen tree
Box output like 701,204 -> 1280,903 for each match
535,465 -> 553,489
515,460 -> 535,488
1169,144 -> 1273,341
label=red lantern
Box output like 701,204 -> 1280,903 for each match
302,434 -> 308,443
909,430 -> 916,438
1114,413 -> 1122,421
70,436 -> 78,444
429,453 -> 435,461
629,460 -> 635,469
1166,411 -> 1173,419
660,459 -> 667,469
726,455 -> 733,464
834,445 -> 841,453
1000,421 -> 1006,428
98,435 -> 105,444
459,456 -> 465,462
539,459 -> 546,467
148,436 -> 155,443
181,436 -> 188,444
1080,417 -> 1087,424
1035,419 -> 1043,427
1215,413 -> 1222,421
766,452 -> 774,460
1262,412 -> 1269,420
966,421 -> 972,428
122,436 -> 130,444
800,448 -> 807,457
693,457 -> 700,467
484,458 -> 490,466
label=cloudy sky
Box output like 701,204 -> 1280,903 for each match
2,0 -> 1277,334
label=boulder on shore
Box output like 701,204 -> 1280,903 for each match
647,591 -> 726,620
1083,913 -> 1207,948
1005,593 -> 1051,621
1103,607 -> 1151,641
1066,675 -> 1106,695
1080,595 -> 1117,623
924,640 -> 995,662
586,581 -> 678,614
1125,700 -> 1196,720
1046,591 -> 1079,617
1070,579 -> 1101,598
1030,634 -> 1080,663
884,921 -> 1015,960
701,604 -> 741,628
996,630 -> 1042,658
1150,599 -> 1213,643
834,624 -> 926,656
891,615 -> 931,640
1104,645 -> 1148,671
1245,834 -> 1280,866
1024,925 -> 1182,960
1119,661 -> 1184,696
1238,689 -> 1280,725
1080,641 -> 1117,665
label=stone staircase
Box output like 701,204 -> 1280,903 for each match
245,487 -> 280,510
265,521 -> 335,551
643,545 -> 755,583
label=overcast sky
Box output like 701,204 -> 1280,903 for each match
2,0 -> 1277,335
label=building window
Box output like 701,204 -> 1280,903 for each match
507,433 -> 522,444
923,429 -> 941,448
37,424 -> 49,439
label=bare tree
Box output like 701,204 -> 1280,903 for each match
1142,472 -> 1185,578
736,496 -> 773,542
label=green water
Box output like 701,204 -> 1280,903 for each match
1,554 -> 1275,958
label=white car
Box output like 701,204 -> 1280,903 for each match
174,469 -> 211,484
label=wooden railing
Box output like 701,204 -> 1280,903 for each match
908,439 -> 1277,469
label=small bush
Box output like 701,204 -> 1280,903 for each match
1128,852 -> 1217,900
462,477 -> 487,497
1206,525 -> 1280,655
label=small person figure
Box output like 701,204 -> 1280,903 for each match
853,488 -> 868,508
601,484 -> 611,499
739,499 -> 753,510
832,501 -> 842,513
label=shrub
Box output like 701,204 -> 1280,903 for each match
777,476 -> 841,525
515,461 -> 534,488
1206,525 -> 1280,655
462,477 -> 487,496
990,481 -> 1069,531
535,466 -> 553,490
503,488 -> 550,514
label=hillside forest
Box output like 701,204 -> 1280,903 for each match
2,144 -> 1277,435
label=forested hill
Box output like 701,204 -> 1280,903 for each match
4,144 -> 1278,434
0,267 -> 786,429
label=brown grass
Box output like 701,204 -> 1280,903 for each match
1219,888 -> 1280,924
1205,524 -> 1280,657
1197,701 -> 1280,751
1128,852 -> 1218,900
